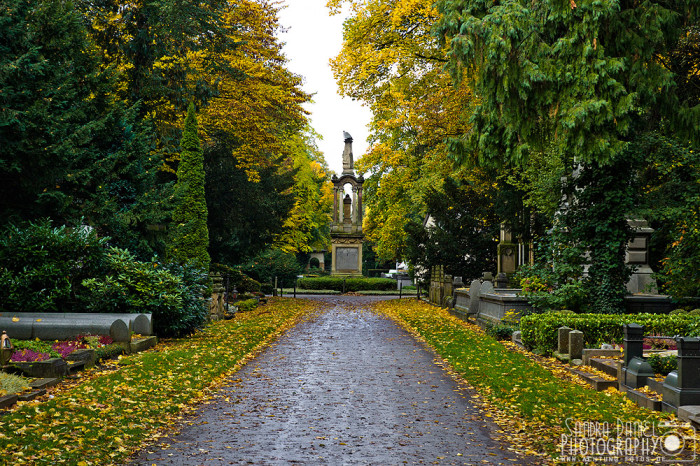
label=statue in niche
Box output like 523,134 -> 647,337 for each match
342,131 -> 354,175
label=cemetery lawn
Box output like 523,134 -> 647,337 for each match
0,298 -> 324,465
377,299 -> 692,461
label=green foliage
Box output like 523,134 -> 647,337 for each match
82,248 -> 208,338
517,266 -> 586,313
205,152 -> 296,265
404,176 -> 499,281
520,312 -> 700,354
514,155 -> 636,315
80,0 -> 237,144
647,354 -> 678,376
298,277 -> 396,292
245,249 -> 301,288
437,0 -> 697,167
0,0 -> 168,257
168,103 -> 210,270
0,372 -> 29,395
0,220 -> 107,312
236,299 -> 258,313
274,129 -> 333,254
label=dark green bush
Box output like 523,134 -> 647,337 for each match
647,354 -> 677,376
520,312 -> 700,354
260,283 -> 273,295
0,220 -> 107,312
83,247 -> 208,338
297,276 -> 396,292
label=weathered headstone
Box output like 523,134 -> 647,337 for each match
558,327 -> 572,354
468,279 -> 481,315
480,281 -> 494,295
569,330 -> 584,361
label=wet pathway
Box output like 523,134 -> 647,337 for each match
132,296 -> 525,465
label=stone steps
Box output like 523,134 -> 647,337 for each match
570,369 -> 618,391
589,357 -> 620,378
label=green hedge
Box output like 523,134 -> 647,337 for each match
520,312 -> 700,353
297,276 -> 396,292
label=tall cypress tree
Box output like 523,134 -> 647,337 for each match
168,103 -> 210,269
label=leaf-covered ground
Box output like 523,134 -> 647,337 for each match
0,298 -> 324,465
376,299 -> 698,462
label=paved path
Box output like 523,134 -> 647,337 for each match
132,296 -> 527,465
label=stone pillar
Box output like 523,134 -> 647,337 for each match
357,182 -> 363,226
558,327 -> 572,354
677,337 -> 700,390
333,186 -> 339,223
352,187 -> 358,224
623,323 -> 644,367
662,338 -> 700,409
569,330 -> 584,361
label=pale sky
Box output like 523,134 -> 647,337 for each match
277,0 -> 372,176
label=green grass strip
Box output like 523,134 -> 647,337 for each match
377,299 -> 676,458
0,298 -> 322,465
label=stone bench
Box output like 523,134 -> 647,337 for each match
0,312 -> 153,342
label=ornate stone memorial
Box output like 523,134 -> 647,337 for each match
331,132 -> 364,276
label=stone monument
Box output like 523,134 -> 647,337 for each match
331,132 -> 364,276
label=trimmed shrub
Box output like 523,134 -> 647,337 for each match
520,312 -> 700,354
297,276 -> 396,292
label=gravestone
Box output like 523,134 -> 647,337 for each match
569,330 -> 584,361
468,280 -> 482,314
336,247 -> 359,271
480,281 -> 494,295
558,327 -> 572,354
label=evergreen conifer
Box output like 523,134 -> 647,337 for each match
168,103 -> 210,270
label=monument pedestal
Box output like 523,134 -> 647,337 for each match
331,236 -> 363,276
